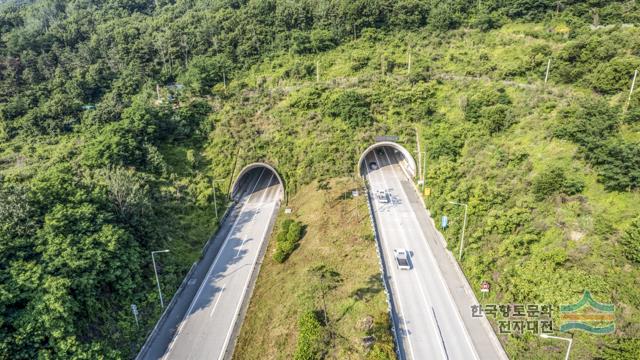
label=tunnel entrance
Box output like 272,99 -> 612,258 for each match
358,142 -> 417,178
231,163 -> 284,202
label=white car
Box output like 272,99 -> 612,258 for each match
376,190 -> 389,203
393,249 -> 411,270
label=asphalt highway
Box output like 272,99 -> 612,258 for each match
160,167 -> 282,360
365,147 -> 481,360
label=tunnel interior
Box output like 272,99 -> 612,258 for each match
231,163 -> 284,202
358,142 -> 417,178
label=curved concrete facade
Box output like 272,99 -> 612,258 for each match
231,162 -> 285,199
358,141 -> 417,178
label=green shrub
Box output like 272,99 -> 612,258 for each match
553,99 -> 640,191
178,55 -> 231,95
464,87 -> 512,124
481,104 -> 514,134
592,138 -> 640,191
325,91 -> 373,128
290,87 -> 325,110
554,99 -> 619,149
598,338 -> 640,359
273,219 -> 305,263
532,166 -> 584,201
294,310 -> 326,360
620,216 -> 640,264
350,50 -> 371,71
586,57 -> 640,95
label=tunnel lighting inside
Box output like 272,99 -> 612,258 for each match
358,142 -> 417,178
231,163 -> 284,201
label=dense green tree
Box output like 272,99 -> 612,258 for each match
179,55 -> 232,95
389,0 -> 429,29
620,216 -> 640,264
587,57 -> 640,95
325,90 -> 373,128
532,166 -> 584,200
591,138 -> 640,191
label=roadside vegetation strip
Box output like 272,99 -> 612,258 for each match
137,200 -> 237,359
233,178 -> 395,360
136,261 -> 196,360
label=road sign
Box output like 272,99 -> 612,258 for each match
423,187 -> 431,196
375,135 -> 399,142
441,216 -> 448,229
480,281 -> 490,293
284,208 -> 292,214
352,190 -> 359,197
417,180 -> 424,185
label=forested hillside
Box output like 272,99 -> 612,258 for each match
1,1 -> 640,359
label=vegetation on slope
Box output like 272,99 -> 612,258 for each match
1,0 -> 640,359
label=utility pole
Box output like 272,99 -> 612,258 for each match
544,58 -> 552,85
223,71 -> 227,92
422,151 -> 427,192
316,60 -> 320,82
448,201 -> 468,261
626,69 -> 638,111
151,250 -> 170,308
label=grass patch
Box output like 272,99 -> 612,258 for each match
234,178 -> 394,360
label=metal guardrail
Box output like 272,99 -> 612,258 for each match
135,201 -> 236,360
363,178 -> 404,360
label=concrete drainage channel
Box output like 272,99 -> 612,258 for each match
363,179 -> 404,360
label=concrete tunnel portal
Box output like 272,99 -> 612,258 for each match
231,162 -> 285,202
358,141 -> 417,178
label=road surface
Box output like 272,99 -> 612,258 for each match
149,167 -> 282,360
364,147 -> 505,360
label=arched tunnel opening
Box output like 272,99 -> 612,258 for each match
231,163 -> 284,203
358,142 -> 417,179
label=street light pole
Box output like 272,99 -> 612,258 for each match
151,249 -> 170,308
448,201 -> 468,261
540,334 -> 572,360
422,151 -> 427,192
